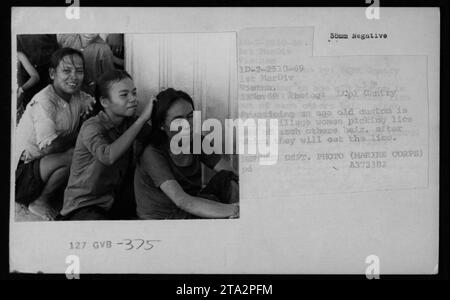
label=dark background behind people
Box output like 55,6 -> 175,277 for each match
17,34 -> 59,107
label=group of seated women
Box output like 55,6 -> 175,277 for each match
15,47 -> 239,221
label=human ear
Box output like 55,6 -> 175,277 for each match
100,96 -> 110,109
49,68 -> 55,80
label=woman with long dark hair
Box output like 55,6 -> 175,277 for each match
134,88 -> 239,219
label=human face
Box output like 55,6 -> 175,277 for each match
163,98 -> 194,140
103,78 -> 137,118
50,55 -> 84,100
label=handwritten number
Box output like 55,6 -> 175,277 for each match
145,241 -> 154,250
123,239 -> 133,250
135,239 -> 145,250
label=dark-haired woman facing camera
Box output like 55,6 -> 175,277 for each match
134,88 -> 239,219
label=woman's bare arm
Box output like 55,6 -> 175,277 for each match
160,180 -> 239,219
17,52 -> 40,92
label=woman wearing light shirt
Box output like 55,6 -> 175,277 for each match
15,47 -> 95,221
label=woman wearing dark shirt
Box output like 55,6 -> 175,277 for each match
134,88 -> 239,219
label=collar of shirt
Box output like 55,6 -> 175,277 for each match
97,110 -> 131,133
49,84 -> 78,108
97,110 -> 117,130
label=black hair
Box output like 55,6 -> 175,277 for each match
93,69 -> 133,113
140,88 -> 194,151
49,47 -> 85,70
49,47 -> 86,88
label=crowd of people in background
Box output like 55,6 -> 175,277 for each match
14,34 -> 239,221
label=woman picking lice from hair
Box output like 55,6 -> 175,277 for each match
59,70 -> 155,220
134,88 -> 239,220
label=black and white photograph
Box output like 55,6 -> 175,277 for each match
14,32 -> 239,222
4,4 -> 445,279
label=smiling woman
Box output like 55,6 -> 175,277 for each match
14,47 -> 95,221
49,53 -> 85,100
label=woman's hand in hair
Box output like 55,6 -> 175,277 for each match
139,99 -> 156,122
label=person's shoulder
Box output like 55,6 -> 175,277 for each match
144,143 -> 162,153
143,142 -> 168,158
34,85 -> 53,99
28,85 -> 57,108
80,114 -> 104,133
93,40 -> 114,56
140,143 -> 171,171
